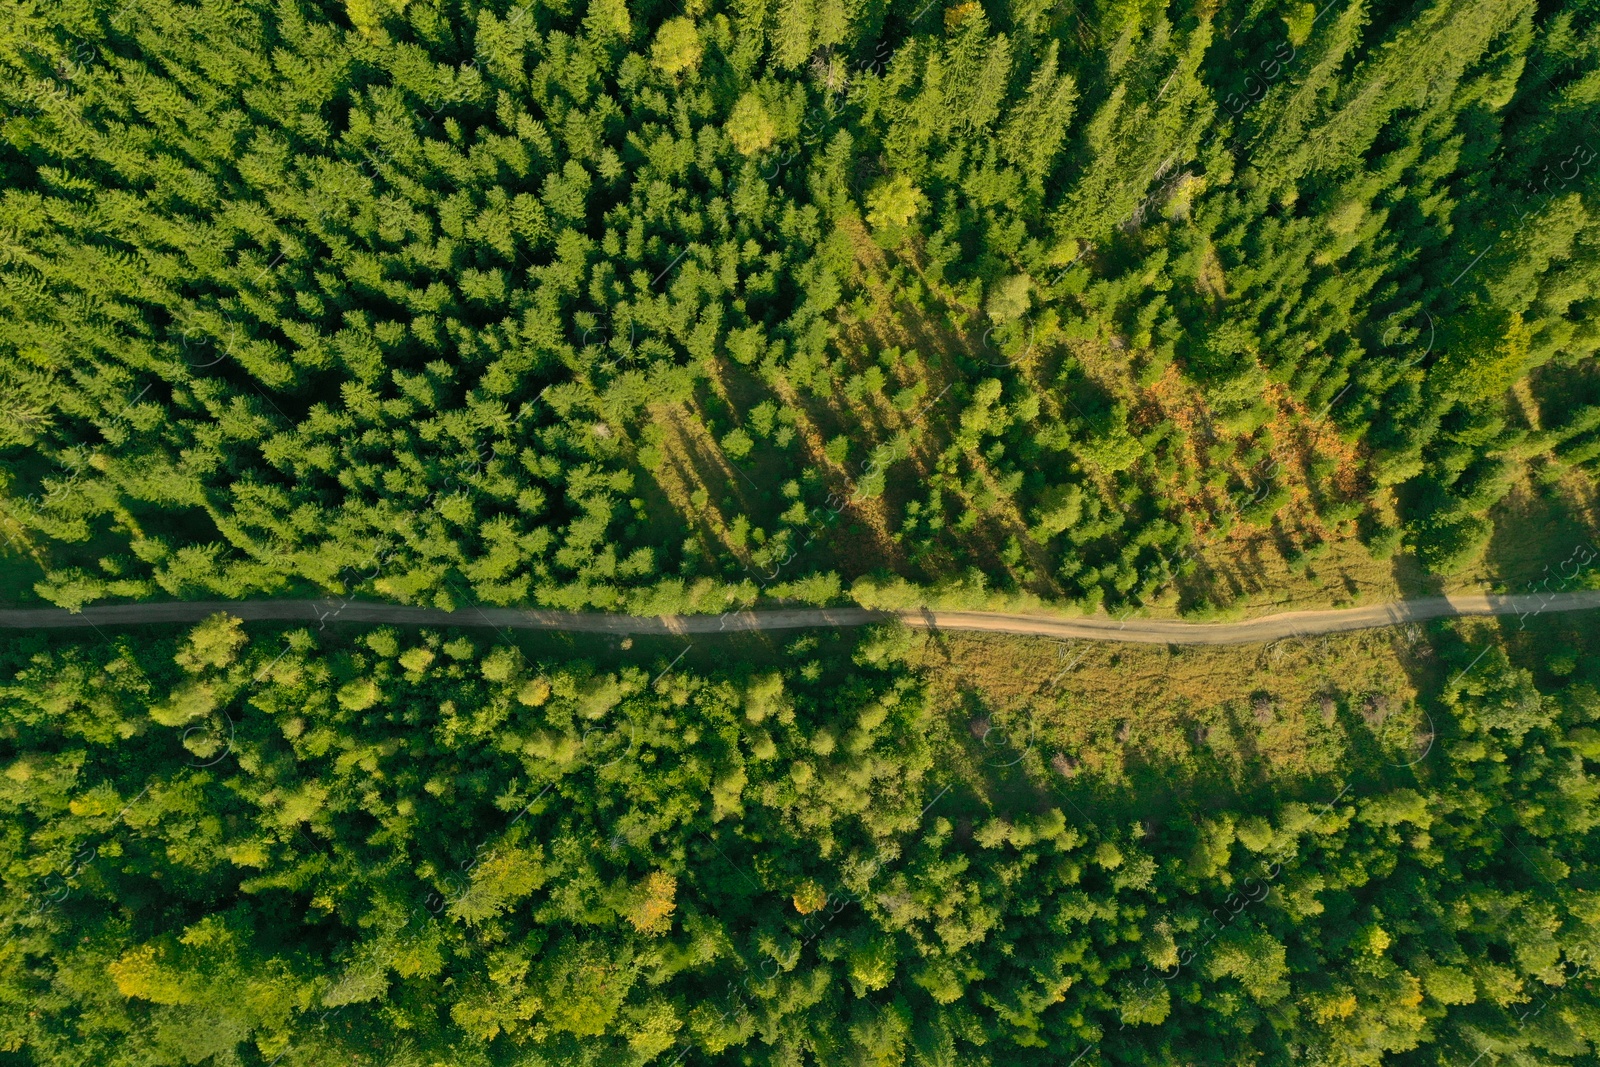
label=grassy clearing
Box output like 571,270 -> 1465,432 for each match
914,600 -> 1600,830
905,623 -> 1430,813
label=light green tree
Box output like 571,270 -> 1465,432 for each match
726,92 -> 777,156
865,175 -> 926,231
652,17 -> 703,77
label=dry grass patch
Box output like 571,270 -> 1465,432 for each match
907,624 -> 1434,801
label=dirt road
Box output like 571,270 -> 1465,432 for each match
1,591 -> 1596,644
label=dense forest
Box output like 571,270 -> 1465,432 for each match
2,0 -> 1599,614
4,1 -> 1600,1064
0,614 -> 1595,1065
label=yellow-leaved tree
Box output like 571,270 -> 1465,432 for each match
345,0 -> 409,37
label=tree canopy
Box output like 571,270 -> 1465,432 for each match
0,616 -> 1598,1065
0,0 -> 1596,615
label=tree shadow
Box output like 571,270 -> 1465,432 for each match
1476,474 -> 1600,593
